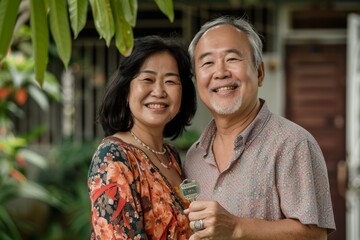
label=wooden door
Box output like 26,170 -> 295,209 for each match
285,44 -> 346,240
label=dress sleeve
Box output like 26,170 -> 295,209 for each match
88,141 -> 148,239
276,139 -> 336,231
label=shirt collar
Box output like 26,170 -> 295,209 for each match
195,99 -> 271,157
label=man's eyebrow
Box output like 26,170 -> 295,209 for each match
198,52 -> 211,62
197,49 -> 243,62
225,49 -> 243,56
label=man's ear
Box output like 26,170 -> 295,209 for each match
257,61 -> 265,87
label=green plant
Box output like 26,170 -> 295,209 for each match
0,25 -> 62,240
174,129 -> 200,150
36,138 -> 99,240
0,120 -> 61,240
0,0 -> 175,85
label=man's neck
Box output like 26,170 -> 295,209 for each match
214,99 -> 261,138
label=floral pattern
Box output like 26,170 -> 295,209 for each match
88,136 -> 191,240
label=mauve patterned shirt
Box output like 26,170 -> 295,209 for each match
183,99 -> 336,232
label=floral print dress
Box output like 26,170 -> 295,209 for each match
88,136 -> 191,240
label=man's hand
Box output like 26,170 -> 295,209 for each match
184,200 -> 328,240
184,200 -> 242,239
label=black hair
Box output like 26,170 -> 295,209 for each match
97,35 -> 197,140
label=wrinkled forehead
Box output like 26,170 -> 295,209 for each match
197,24 -> 245,46
194,25 -> 249,56
202,24 -> 242,38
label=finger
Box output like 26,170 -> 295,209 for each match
190,228 -> 207,240
189,234 -> 197,240
189,233 -> 202,240
189,201 -> 208,211
188,211 -> 208,222
185,201 -> 209,220
184,208 -> 190,215
191,219 -> 206,232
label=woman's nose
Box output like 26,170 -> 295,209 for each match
151,82 -> 167,97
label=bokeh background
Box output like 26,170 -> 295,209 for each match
1,0 -> 360,239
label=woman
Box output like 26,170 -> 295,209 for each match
88,35 -> 197,239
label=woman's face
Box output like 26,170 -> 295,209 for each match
128,51 -> 182,131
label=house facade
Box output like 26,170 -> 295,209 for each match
18,1 -> 360,239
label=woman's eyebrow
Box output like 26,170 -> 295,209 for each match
140,70 -> 179,77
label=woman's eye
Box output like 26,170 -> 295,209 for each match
165,79 -> 180,85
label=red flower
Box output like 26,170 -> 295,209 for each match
15,88 -> 28,105
0,86 -> 11,100
10,169 -> 26,182
16,154 -> 27,167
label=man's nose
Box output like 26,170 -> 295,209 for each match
213,61 -> 230,79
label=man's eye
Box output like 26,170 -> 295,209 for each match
227,58 -> 239,62
201,61 -> 212,67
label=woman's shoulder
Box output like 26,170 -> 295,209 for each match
93,136 -> 136,161
98,136 -> 131,149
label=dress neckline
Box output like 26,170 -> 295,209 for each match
104,136 -> 190,208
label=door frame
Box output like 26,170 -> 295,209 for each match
346,13 -> 360,240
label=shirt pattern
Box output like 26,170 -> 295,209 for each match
183,99 -> 336,232
88,136 -> 191,240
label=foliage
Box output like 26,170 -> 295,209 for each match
0,0 -> 175,85
0,0 -> 174,238
35,138 -> 99,240
174,129 -> 200,150
0,25 -> 61,240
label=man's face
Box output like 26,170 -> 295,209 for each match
193,24 -> 263,117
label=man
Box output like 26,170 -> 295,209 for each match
183,16 -> 335,240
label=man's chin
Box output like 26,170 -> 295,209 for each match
210,101 -> 242,115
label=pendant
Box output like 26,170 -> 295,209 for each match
179,179 -> 200,202
160,161 -> 173,169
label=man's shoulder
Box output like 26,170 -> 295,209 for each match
270,113 -> 307,131
267,113 -> 317,142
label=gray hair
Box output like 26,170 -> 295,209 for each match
188,16 -> 263,70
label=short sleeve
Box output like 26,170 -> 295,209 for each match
88,140 -> 148,239
276,139 -> 336,231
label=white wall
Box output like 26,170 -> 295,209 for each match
259,54 -> 284,116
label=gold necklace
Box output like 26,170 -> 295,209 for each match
130,131 -> 167,155
153,153 -> 173,170
130,131 -> 173,169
